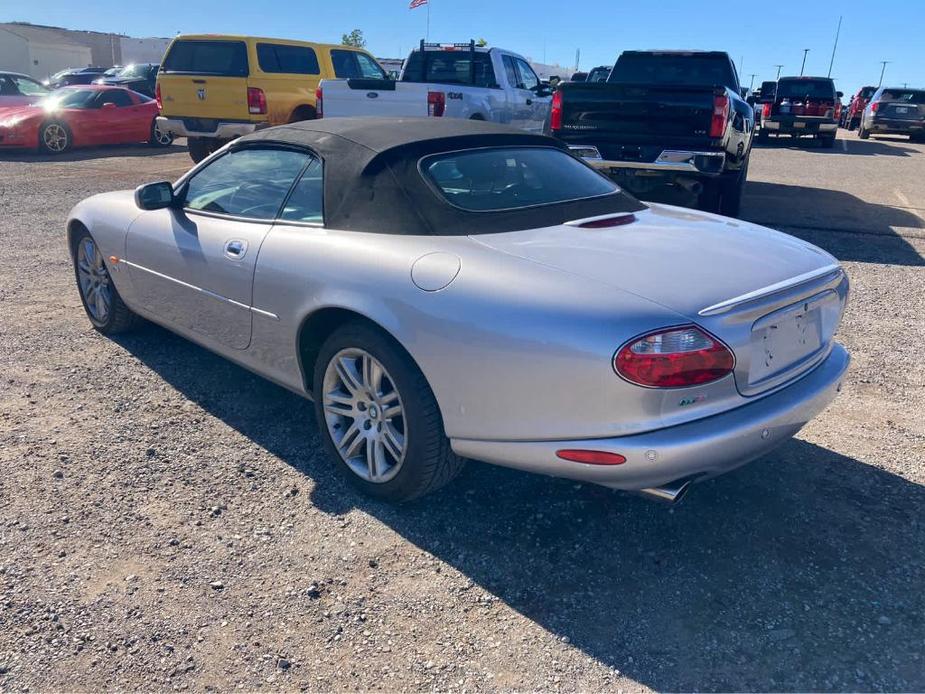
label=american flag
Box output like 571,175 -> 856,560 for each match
409,0 -> 428,8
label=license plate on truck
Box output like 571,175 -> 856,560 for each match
748,298 -> 826,385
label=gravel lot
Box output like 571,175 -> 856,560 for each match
1,132 -> 923,692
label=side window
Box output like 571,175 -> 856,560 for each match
183,148 -> 311,220
12,76 -> 47,96
99,90 -> 133,107
502,56 -> 519,88
257,43 -> 320,75
279,159 -> 324,223
514,59 -> 539,91
0,77 -> 15,95
355,53 -> 386,79
330,50 -> 386,79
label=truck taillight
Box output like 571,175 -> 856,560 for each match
247,87 -> 267,115
550,89 -> 563,131
315,87 -> 323,118
427,91 -> 445,117
155,82 -> 162,111
762,102 -> 771,118
871,101 -> 880,113
614,326 -> 734,388
710,94 -> 729,138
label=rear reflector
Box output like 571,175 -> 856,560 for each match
710,93 -> 730,138
615,325 -> 735,388
427,91 -> 446,117
556,449 -> 627,465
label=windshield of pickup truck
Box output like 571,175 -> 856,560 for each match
402,50 -> 496,87
609,53 -> 737,89
776,80 -> 835,99
423,147 -> 618,212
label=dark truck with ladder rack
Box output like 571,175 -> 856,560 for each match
548,50 -> 754,217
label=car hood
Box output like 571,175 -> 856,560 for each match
470,203 -> 838,319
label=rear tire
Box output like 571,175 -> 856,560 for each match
187,137 -> 215,163
756,129 -> 769,143
71,226 -> 137,334
858,125 -> 870,140
149,120 -> 174,147
312,321 -> 464,502
700,155 -> 748,218
820,134 -> 836,148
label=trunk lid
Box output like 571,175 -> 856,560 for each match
879,102 -> 925,121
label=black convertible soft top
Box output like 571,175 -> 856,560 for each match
237,117 -> 645,235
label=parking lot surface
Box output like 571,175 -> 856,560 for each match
1,133 -> 923,692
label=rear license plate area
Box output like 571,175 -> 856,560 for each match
748,298 -> 826,385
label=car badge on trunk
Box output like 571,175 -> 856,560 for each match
197,88 -> 206,101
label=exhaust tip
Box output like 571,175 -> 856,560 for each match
637,479 -> 693,504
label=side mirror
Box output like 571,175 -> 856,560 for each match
134,181 -> 176,210
836,90 -> 844,98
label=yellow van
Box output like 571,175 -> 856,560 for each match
156,34 -> 387,162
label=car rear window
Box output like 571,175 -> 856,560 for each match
860,87 -> 876,99
422,147 -> 618,212
610,53 -> 737,90
777,79 -> 836,99
257,43 -> 320,75
879,89 -> 925,104
402,50 -> 497,87
162,40 -> 248,77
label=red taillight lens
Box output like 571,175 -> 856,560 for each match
762,102 -> 771,118
556,449 -> 627,466
155,82 -> 162,111
615,326 -> 734,388
550,89 -> 563,131
871,101 -> 880,113
247,87 -> 267,115
710,93 -> 729,138
315,86 -> 323,118
427,90 -> 445,117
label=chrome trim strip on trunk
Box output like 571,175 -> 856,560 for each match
698,265 -> 842,316
120,259 -> 279,321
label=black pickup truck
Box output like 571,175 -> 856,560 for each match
548,50 -> 754,217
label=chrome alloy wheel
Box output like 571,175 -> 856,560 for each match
42,123 -> 68,152
153,122 -> 173,145
322,348 -> 407,483
76,237 -> 112,323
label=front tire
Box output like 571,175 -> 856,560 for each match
39,120 -> 72,154
71,227 -> 137,334
313,321 -> 464,502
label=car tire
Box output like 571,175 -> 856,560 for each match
148,120 -> 174,147
820,135 -> 836,148
71,226 -> 138,334
858,125 -> 870,140
756,129 -> 769,143
39,120 -> 72,154
700,155 -> 748,218
312,320 -> 464,502
187,137 -> 214,164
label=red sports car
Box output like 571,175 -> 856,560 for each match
0,85 -> 172,153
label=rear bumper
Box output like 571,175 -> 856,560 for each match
451,343 -> 849,491
570,146 -> 727,176
867,117 -> 925,134
762,117 -> 838,134
156,116 -> 259,140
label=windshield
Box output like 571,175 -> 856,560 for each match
40,89 -> 99,109
777,79 -> 835,100
610,53 -> 737,90
423,147 -> 618,212
115,64 -> 150,79
879,89 -> 925,104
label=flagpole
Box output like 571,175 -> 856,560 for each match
426,1 -> 430,41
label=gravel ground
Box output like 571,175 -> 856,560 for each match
1,132 -> 923,692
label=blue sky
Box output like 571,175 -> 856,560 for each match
5,0 -> 923,94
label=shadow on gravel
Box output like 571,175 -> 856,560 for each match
743,181 -> 925,267
115,323 -> 925,692
0,143 -> 186,163
752,135 -> 921,157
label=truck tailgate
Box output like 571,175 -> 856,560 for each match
158,74 -> 252,121
320,79 -> 430,118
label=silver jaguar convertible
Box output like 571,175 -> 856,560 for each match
67,118 -> 850,503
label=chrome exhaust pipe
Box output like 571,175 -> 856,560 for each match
637,479 -> 692,504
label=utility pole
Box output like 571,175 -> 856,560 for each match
878,61 -> 890,86
774,64 -> 784,80
574,48 -> 580,71
828,15 -> 842,77
749,73 -> 756,91
800,49 -> 810,76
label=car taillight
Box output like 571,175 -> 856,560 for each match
614,326 -> 734,388
315,86 -> 323,118
871,101 -> 880,113
427,90 -> 445,117
155,82 -> 162,111
247,87 -> 267,115
550,89 -> 563,131
762,102 -> 771,118
710,93 -> 729,138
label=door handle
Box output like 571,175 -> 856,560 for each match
224,239 -> 248,259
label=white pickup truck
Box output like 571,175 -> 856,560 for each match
317,41 -> 552,133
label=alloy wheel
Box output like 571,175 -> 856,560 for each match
322,348 -> 407,483
76,237 -> 112,323
43,123 -> 68,152
153,123 -> 172,145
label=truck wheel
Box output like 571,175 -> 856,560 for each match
700,156 -> 748,218
820,135 -> 836,149
756,129 -> 769,143
187,137 -> 214,164
858,125 -> 870,140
